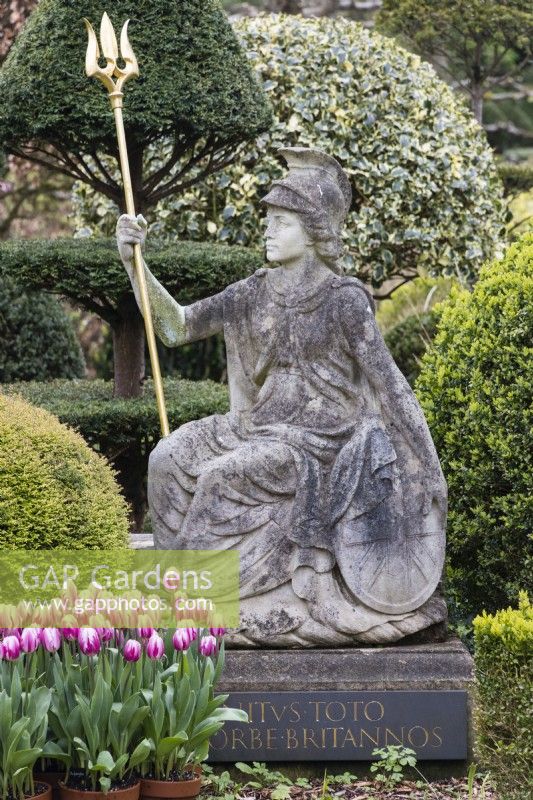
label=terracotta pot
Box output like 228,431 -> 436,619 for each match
30,783 -> 53,800
140,767 -> 202,800
58,780 -> 141,800
35,772 -> 65,800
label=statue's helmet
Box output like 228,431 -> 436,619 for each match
261,147 -> 352,232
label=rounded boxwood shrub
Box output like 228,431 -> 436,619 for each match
113,13 -> 506,289
3,378 -> 230,532
0,393 -> 130,548
474,592 -> 533,799
416,235 -> 533,617
0,276 -> 85,382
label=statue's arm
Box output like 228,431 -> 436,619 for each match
117,214 -> 224,346
124,253 -> 188,347
340,286 -> 446,501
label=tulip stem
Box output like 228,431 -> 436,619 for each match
88,652 -> 95,695
23,654 -> 30,713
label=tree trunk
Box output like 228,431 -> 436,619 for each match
112,294 -> 145,398
266,0 -> 303,11
112,439 -> 148,533
111,297 -> 147,529
113,143 -> 146,399
471,83 -> 484,125
112,145 -> 152,529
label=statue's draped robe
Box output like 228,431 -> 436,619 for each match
149,267 -> 446,646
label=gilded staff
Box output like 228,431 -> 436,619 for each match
84,12 -> 169,437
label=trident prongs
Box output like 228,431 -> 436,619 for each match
84,12 -> 139,105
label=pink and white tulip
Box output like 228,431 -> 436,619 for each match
146,633 -> 165,660
60,627 -> 80,641
78,627 -> 101,656
42,628 -> 61,653
199,634 -> 217,657
209,627 -> 226,637
96,628 -> 114,642
172,628 -> 193,651
114,629 -> 125,647
123,639 -> 142,662
20,628 -> 41,653
2,635 -> 21,661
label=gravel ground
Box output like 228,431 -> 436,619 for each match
201,774 -> 497,799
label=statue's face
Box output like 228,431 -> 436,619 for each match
264,206 -> 313,267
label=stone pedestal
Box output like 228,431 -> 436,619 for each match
129,535 -> 473,767
208,640 -> 474,766
130,533 -> 155,549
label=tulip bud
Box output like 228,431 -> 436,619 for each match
42,628 -> 61,653
78,627 -> 101,656
209,627 -> 226,637
123,639 -> 142,662
199,634 -> 217,657
146,633 -> 164,660
2,635 -> 21,661
20,628 -> 41,654
172,628 -> 192,651
137,627 -> 154,639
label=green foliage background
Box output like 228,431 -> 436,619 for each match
0,392 -> 130,548
416,235 -> 533,618
384,311 -> 438,387
474,593 -> 533,799
76,14 -> 507,290
0,276 -> 85,383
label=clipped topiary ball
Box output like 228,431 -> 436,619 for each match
139,13 -> 506,288
416,234 -> 533,617
0,276 -> 85,383
0,393 -> 130,548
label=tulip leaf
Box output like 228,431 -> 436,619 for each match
156,734 -> 188,758
10,748 -> 42,772
128,738 -> 151,772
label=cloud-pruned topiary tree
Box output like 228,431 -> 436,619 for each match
0,237 -> 262,529
119,14 -> 505,296
0,0 -> 272,396
416,234 -> 533,619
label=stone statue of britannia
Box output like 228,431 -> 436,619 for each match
117,147 -> 447,647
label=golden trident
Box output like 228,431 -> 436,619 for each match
84,12 -> 170,437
